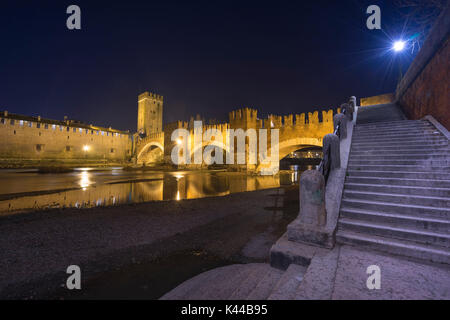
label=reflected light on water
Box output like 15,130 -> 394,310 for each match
79,170 -> 92,190
0,169 -> 308,214
174,173 -> 184,180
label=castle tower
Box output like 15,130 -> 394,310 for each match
137,92 -> 163,136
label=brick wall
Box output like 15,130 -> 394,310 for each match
396,4 -> 450,129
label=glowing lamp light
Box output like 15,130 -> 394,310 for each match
393,40 -> 405,52
176,139 -> 182,145
83,145 -> 90,151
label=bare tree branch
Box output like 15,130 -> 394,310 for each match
393,0 -> 447,52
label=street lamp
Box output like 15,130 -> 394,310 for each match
392,40 -> 406,52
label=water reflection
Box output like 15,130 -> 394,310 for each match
0,169 -> 305,214
79,170 -> 93,190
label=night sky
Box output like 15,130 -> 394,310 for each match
1,0 -> 418,131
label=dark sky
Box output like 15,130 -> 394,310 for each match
1,0 -> 418,131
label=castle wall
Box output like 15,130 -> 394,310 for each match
161,106 -> 338,173
137,92 -> 163,135
0,113 -> 132,164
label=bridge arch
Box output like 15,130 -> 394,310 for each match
278,137 -> 322,161
136,141 -> 164,163
189,141 -> 231,164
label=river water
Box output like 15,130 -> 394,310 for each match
0,167 -> 311,214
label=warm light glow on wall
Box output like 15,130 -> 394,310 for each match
83,145 -> 90,151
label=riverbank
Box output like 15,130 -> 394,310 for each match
0,159 -> 130,170
0,185 -> 299,299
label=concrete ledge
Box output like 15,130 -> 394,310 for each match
294,246 -> 340,300
270,233 -> 330,270
423,115 -> 450,141
287,219 -> 334,249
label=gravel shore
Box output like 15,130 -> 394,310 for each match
0,186 -> 299,299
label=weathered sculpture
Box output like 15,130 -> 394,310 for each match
321,133 -> 340,181
298,170 -> 326,227
349,96 -> 357,109
333,113 -> 347,139
341,102 -> 354,121
287,169 -> 331,247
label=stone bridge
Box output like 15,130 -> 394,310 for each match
135,132 -> 164,165
135,107 -> 341,173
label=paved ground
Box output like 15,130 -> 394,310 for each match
331,245 -> 450,299
163,244 -> 450,300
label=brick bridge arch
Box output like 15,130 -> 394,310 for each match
135,132 -> 164,163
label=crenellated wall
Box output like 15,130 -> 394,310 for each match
152,106 -> 340,171
0,111 -> 132,166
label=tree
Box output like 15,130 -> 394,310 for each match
393,0 -> 448,52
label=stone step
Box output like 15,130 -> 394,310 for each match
348,159 -> 450,166
350,144 -> 449,152
349,154 -> 450,161
354,130 -> 437,137
355,124 -> 436,131
346,176 -> 450,188
344,182 -> 450,197
347,164 -> 450,172
351,139 -> 448,148
228,264 -> 273,300
346,170 -> 450,180
341,198 -> 450,218
336,230 -> 450,264
267,264 -> 307,300
352,132 -> 444,143
357,119 -> 425,124
351,143 -> 449,151
354,125 -> 436,133
351,149 -> 450,156
343,190 -> 450,208
193,264 -> 260,300
340,207 -> 450,233
353,132 -> 441,141
246,267 -> 284,300
339,218 -> 450,248
159,264 -> 243,300
352,136 -> 445,146
355,126 -> 434,133
355,120 -> 429,128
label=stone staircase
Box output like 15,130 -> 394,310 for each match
160,263 -> 307,300
336,119 -> 450,264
